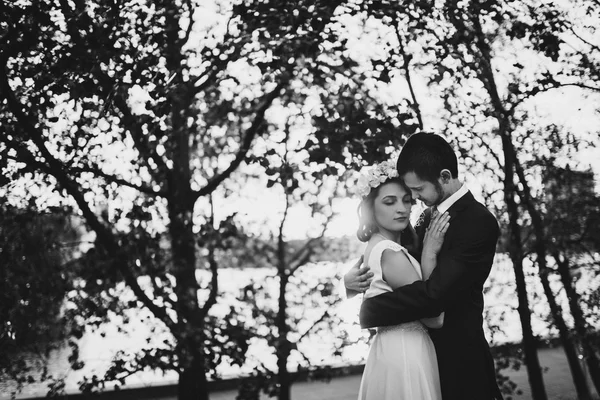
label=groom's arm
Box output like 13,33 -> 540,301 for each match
359,213 -> 499,328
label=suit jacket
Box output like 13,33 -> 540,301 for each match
359,191 -> 503,400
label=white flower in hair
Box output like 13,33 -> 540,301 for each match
356,158 -> 400,198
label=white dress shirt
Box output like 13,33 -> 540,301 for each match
436,184 -> 469,214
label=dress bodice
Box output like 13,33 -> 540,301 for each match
363,239 -> 422,300
362,239 -> 428,335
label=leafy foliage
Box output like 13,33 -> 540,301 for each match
2,0 -> 600,398
0,0 -> 417,398
0,202 -> 80,397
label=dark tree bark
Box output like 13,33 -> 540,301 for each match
499,132 -> 549,400
463,2 -> 593,396
508,145 -> 594,400
275,196 -> 292,400
461,8 -> 548,396
178,350 -> 209,400
553,252 -> 600,396
276,271 -> 292,400
162,2 -> 210,397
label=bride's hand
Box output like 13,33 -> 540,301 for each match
423,212 -> 451,256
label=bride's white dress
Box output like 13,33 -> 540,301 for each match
357,240 -> 442,400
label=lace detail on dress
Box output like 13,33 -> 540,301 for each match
377,321 -> 428,334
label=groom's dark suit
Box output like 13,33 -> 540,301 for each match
360,191 -> 503,400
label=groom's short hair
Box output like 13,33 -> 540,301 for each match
396,132 -> 458,182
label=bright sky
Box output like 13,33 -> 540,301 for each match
4,0 -> 599,244
322,97 -> 600,241
287,77 -> 600,240
233,3 -> 600,240
103,0 -> 600,243
112,1 -> 600,242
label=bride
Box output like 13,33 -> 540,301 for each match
353,161 -> 450,400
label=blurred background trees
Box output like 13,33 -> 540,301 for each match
0,201 -> 82,396
1,0 -> 599,400
361,1 -> 599,398
345,1 -> 600,399
1,0 -> 413,399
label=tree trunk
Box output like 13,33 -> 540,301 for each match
500,134 -> 548,400
161,3 -> 210,399
171,207 -> 205,400
508,250 -> 546,399
507,137 -> 594,400
538,264 -> 593,400
178,352 -> 210,400
553,253 -> 600,396
464,7 -> 549,396
277,271 -> 292,400
169,123 -> 203,400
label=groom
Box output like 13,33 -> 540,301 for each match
345,132 -> 503,400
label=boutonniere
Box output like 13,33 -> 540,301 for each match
415,210 -> 427,228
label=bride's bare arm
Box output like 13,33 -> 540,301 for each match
382,248 -> 449,327
381,249 -> 421,290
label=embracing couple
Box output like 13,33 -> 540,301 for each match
344,132 -> 504,400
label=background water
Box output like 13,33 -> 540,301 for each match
2,253 -> 599,399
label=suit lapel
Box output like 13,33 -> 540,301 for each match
447,190 -> 474,218
441,191 -> 475,251
415,190 -> 475,252
419,190 -> 474,230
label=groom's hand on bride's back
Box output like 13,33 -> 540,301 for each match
344,256 -> 373,298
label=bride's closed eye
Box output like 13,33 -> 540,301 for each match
382,195 -> 399,205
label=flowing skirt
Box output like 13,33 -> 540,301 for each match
358,322 -> 442,400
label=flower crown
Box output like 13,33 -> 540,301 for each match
356,159 -> 399,197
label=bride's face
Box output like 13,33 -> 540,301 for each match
373,182 -> 412,235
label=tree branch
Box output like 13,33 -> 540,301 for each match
293,310 -> 330,346
193,79 -> 288,200
393,13 -> 423,130
190,15 -> 241,95
180,0 -> 195,50
289,193 -> 337,275
568,27 -> 600,52
294,349 -> 313,369
288,239 -> 317,272
468,4 -> 508,118
513,81 -> 600,110
199,195 -> 219,320
277,187 -> 291,274
149,276 -> 177,310
68,164 -> 167,197
471,131 -> 503,170
95,71 -> 172,180
0,67 -> 177,332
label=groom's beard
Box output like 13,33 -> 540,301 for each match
422,182 -> 445,207
433,182 -> 445,206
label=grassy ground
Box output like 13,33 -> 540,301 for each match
6,346 -> 598,400
206,346 -> 599,400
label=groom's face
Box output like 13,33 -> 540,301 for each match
402,172 -> 444,207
